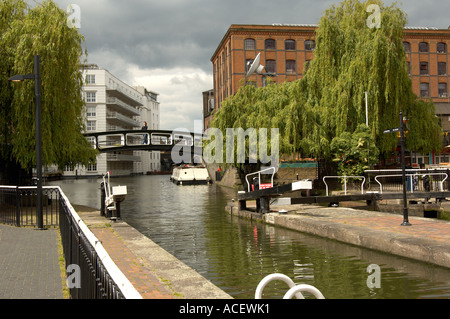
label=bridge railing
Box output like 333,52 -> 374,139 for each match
84,129 -> 201,151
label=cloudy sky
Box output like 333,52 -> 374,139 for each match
42,0 -> 450,131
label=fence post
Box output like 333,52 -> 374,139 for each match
15,187 -> 20,227
100,182 -> 105,217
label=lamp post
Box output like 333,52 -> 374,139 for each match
399,111 -> 411,226
9,55 -> 43,229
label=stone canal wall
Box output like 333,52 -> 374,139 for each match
74,205 -> 232,299
225,202 -> 450,269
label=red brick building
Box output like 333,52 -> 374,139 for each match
206,24 -> 450,164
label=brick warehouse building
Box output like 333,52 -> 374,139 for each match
205,24 -> 450,165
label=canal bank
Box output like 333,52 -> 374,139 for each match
226,202 -> 450,269
72,205 -> 232,299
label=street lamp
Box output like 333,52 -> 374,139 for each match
399,111 -> 411,226
9,55 -> 43,230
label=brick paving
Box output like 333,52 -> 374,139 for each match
0,224 -> 64,299
92,227 -> 175,299
333,215 -> 450,243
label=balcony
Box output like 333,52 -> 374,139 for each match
106,97 -> 141,116
107,153 -> 141,162
106,111 -> 140,128
106,82 -> 143,107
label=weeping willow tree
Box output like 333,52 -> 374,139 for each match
0,0 -> 97,184
210,0 -> 442,179
302,0 -> 441,159
209,80 -> 293,182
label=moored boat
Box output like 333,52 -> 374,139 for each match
170,165 -> 212,185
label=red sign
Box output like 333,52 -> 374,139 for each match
259,183 -> 273,190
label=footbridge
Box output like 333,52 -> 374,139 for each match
83,129 -> 203,155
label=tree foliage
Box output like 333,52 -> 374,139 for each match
210,0 -> 442,175
0,0 -> 97,175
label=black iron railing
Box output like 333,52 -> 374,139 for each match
0,186 -> 60,227
0,185 -> 141,299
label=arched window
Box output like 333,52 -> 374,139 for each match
419,42 -> 429,53
286,60 -> 296,73
420,62 -> 428,75
265,60 -> 276,74
437,42 -> 447,53
305,40 -> 316,51
265,39 -> 276,50
438,83 -> 448,97
420,83 -> 429,97
403,41 -> 411,53
244,38 -> 255,50
285,39 -> 296,50
438,62 -> 447,75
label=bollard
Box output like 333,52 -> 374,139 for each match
112,202 -> 121,220
260,196 -> 270,214
100,182 -> 106,217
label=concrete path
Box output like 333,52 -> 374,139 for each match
0,224 -> 64,299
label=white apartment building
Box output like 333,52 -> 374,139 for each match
61,64 -> 161,177
134,86 -> 161,174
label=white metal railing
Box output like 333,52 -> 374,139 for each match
323,176 -> 365,196
58,186 -> 141,299
106,111 -> 140,127
255,273 -> 325,299
245,167 -> 276,192
106,97 -> 141,116
374,173 -> 448,194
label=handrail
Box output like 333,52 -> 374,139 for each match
103,171 -> 111,199
323,176 -> 365,196
255,273 -> 324,299
374,173 -> 448,194
245,167 -> 276,192
283,285 -> 325,299
57,186 -> 142,299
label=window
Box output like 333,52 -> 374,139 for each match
87,136 -> 96,148
420,83 -> 429,97
305,40 -> 316,51
265,60 -> 276,74
286,60 -> 296,73
87,163 -> 97,172
86,120 -> 96,131
419,42 -> 429,52
285,39 -> 296,50
437,42 -> 447,53
265,39 -> 276,50
438,83 -> 448,97
420,62 -> 428,75
86,91 -> 96,103
438,62 -> 447,75
244,38 -> 255,50
86,74 -> 95,84
406,61 -> 411,75
403,42 -> 411,53
87,106 -> 96,117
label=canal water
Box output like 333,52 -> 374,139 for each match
48,175 -> 450,299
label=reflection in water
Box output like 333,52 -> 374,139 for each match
49,175 -> 450,299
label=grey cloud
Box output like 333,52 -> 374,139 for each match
40,0 -> 450,74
